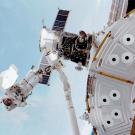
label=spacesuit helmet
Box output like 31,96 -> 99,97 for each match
78,30 -> 87,43
79,31 -> 87,38
3,98 -> 13,106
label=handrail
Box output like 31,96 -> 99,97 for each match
85,95 -> 90,113
130,116 -> 135,135
96,71 -> 134,84
125,9 -> 135,18
92,31 -> 111,62
85,75 -> 96,113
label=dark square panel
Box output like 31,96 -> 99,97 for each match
58,10 -> 69,16
52,26 -> 64,31
39,74 -> 50,85
56,15 -> 68,22
52,9 -> 70,31
53,21 -> 65,28
127,0 -> 135,13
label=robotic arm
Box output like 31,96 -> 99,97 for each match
56,65 -> 80,135
1,25 -> 80,135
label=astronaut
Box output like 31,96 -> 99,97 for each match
2,68 -> 43,111
1,49 -> 60,111
75,31 -> 88,50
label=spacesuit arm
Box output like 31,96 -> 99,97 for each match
91,35 -> 98,49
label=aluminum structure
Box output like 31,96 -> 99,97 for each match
107,0 -> 135,26
1,1 -> 135,135
85,9 -> 135,135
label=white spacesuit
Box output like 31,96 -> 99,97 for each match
2,68 -> 43,111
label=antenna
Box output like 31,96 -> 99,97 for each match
41,18 -> 46,28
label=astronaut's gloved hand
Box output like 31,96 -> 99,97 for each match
18,101 -> 27,107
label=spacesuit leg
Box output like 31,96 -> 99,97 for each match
19,69 -> 36,86
26,73 -> 42,94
